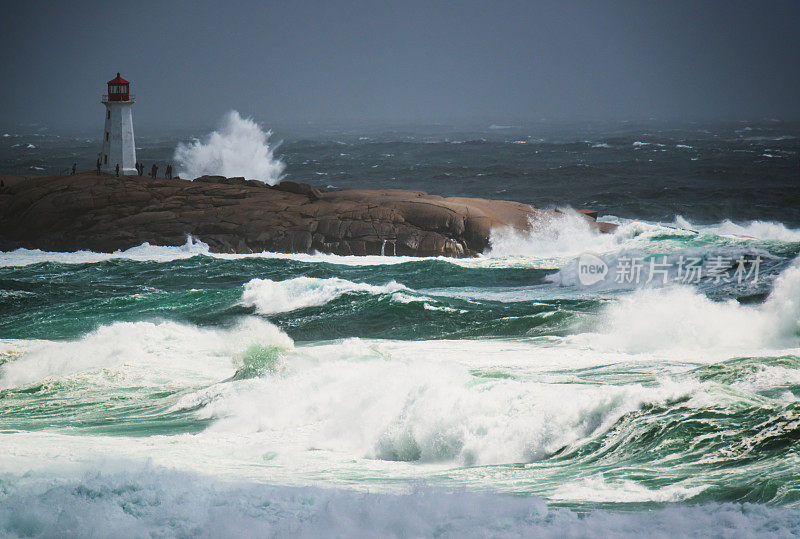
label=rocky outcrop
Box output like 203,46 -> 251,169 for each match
0,173 -> 615,257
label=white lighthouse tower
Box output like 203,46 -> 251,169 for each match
100,73 -> 136,174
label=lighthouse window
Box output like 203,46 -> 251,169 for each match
104,155 -> 108,164
107,110 -> 110,119
105,132 -> 109,141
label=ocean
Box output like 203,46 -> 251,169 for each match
1,118 -> 799,536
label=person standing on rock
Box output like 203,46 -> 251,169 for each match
151,164 -> 158,178
138,162 -> 144,176
166,164 -> 172,179
115,164 -> 120,177
71,163 -> 77,175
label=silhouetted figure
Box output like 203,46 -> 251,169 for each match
1,180 -> 5,188
138,162 -> 144,176
96,158 -> 101,174
71,163 -> 77,175
115,163 -> 120,177
166,164 -> 172,179
151,164 -> 158,178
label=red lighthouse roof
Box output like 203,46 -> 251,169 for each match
107,72 -> 129,85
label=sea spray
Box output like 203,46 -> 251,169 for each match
485,210 -> 667,260
173,110 -> 285,184
487,210 -> 613,258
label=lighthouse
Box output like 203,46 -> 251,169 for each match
100,73 -> 136,174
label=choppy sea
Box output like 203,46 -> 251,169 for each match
1,120 -> 799,536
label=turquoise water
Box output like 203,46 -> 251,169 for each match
1,215 -> 800,535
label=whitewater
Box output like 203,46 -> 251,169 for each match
2,119 -> 800,536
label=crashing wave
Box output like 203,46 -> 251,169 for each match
241,277 -> 408,314
174,110 -> 285,184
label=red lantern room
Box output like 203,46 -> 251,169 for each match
106,72 -> 130,102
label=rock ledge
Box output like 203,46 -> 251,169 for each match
0,173 -> 614,257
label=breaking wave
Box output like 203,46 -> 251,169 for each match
487,211 -> 618,259
177,337 -> 690,466
173,110 -> 285,184
572,260 -> 800,353
241,277 -> 408,314
0,318 -> 292,391
485,210 -> 693,264
676,216 -> 800,242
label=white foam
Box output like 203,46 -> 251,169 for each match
0,323 -> 796,510
0,238 -> 443,268
675,216 -> 800,242
241,277 -> 407,314
732,364 -> 800,394
2,466 -> 798,538
571,261 -> 800,353
488,211 -> 608,259
174,110 -> 285,184
551,475 -> 705,503
180,339 -> 689,466
0,317 -> 292,390
0,236 -> 211,267
486,211 -> 675,263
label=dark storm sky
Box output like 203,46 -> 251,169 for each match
2,0 -> 799,130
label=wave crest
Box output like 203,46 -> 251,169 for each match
572,261 -> 800,353
0,318 -> 292,390
241,277 -> 407,314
